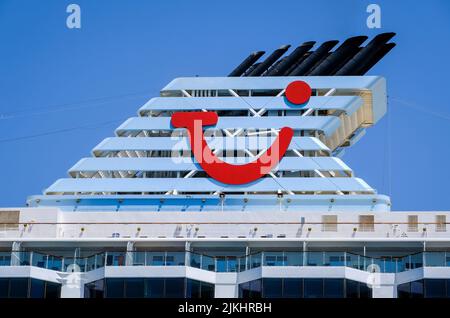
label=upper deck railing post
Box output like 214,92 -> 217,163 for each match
423,242 -> 427,267
303,241 -> 307,267
245,246 -> 249,271
184,242 -> 190,268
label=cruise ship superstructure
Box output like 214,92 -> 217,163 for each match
1,32 -> 450,299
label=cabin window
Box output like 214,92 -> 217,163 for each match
436,215 -> 446,232
408,215 -> 418,232
322,215 -> 338,232
358,215 -> 374,232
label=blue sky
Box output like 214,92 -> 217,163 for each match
0,0 -> 449,211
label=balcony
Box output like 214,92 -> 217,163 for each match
0,251 -> 104,272
0,250 -> 449,274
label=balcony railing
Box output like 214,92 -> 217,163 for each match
0,251 -> 449,273
0,251 -> 105,272
95,251 -> 450,273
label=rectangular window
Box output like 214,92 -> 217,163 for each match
185,279 -> 214,299
125,278 -> 145,298
239,279 -> 262,298
0,279 -> 8,298
359,282 -> 372,298
84,279 -> 104,299
410,280 -> 424,298
408,215 -> 418,232
145,278 -> 164,298
0,211 -> 19,230
262,278 -> 283,298
324,279 -> 344,298
283,278 -> 303,298
425,279 -> 446,298
436,215 -> 446,232
239,282 -> 250,298
397,282 -> 411,298
304,279 -> 323,298
322,215 -> 338,232
9,278 -> 29,298
200,281 -> 214,299
165,278 -> 185,298
345,279 -> 359,298
29,279 -> 45,298
105,278 -> 125,298
186,279 -> 201,298
358,215 -> 374,232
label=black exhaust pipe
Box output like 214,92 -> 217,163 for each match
335,32 -> 396,75
247,45 -> 291,76
228,51 -> 265,77
265,41 -> 315,76
356,42 -> 396,75
308,36 -> 368,75
288,40 -> 339,76
284,51 -> 312,75
242,62 -> 261,76
267,57 -> 287,74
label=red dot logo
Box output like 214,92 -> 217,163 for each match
285,80 -> 312,105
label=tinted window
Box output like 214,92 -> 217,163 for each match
359,282 -> 371,298
45,282 -> 61,299
0,279 -> 9,298
200,281 -> 214,298
165,278 -> 185,298
398,280 -> 447,298
410,281 -> 424,298
106,278 -> 124,298
241,279 -> 369,299
425,279 -> 446,298
239,282 -> 250,298
186,279 -> 201,298
30,279 -> 45,298
186,279 -> 214,298
9,278 -> 29,298
304,279 -> 323,298
283,278 -> 302,298
84,279 -> 104,298
125,278 -> 144,298
324,279 -> 344,298
397,282 -> 410,298
0,278 -> 61,299
145,278 -> 164,298
263,278 -> 282,298
249,279 -> 262,298
240,279 -> 262,298
346,279 -> 359,298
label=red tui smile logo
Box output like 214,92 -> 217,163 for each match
171,81 -> 311,185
